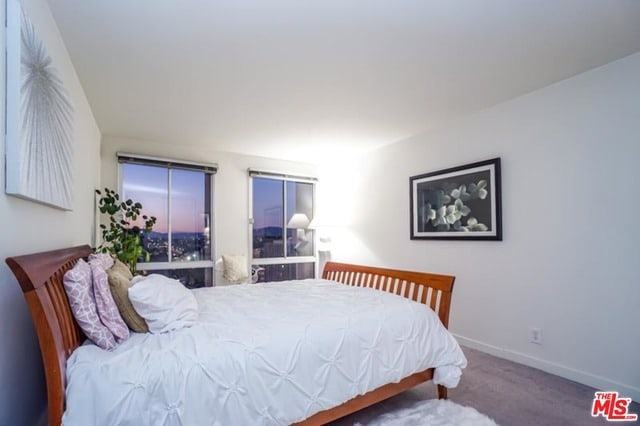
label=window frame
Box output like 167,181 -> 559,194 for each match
248,170 -> 318,278
117,152 -> 217,284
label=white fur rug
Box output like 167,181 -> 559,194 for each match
356,399 -> 499,426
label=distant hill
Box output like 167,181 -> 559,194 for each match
147,228 -> 289,240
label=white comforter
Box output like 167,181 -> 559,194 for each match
63,279 -> 467,425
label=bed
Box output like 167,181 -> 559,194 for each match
6,245 -> 466,425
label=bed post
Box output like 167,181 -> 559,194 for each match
438,385 -> 448,399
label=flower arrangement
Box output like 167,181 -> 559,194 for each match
419,180 -> 489,232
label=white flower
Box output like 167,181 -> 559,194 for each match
450,185 -> 471,201
455,198 -> 471,216
420,203 -> 437,224
432,205 -> 448,228
465,216 -> 488,231
468,180 -> 488,200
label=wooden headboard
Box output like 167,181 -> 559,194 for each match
6,245 -> 92,426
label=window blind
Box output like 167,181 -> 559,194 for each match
248,168 -> 317,182
117,152 -> 217,174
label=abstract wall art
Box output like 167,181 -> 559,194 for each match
5,0 -> 75,210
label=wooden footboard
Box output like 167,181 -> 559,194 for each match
322,261 -> 455,328
293,262 -> 456,425
6,249 -> 455,426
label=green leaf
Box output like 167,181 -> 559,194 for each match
95,187 -> 155,267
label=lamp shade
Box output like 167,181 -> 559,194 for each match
287,213 -> 310,229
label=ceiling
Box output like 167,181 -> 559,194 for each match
48,0 -> 640,164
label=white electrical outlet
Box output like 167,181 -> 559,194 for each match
530,327 -> 542,344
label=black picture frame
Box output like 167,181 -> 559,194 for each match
410,158 -> 502,240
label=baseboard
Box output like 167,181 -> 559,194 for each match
453,334 -> 640,403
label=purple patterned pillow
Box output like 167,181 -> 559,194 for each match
63,259 -> 116,350
89,260 -> 130,342
88,252 -> 114,271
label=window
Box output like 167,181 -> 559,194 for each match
250,170 -> 317,282
118,153 -> 216,288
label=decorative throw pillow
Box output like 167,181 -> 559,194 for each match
106,266 -> 149,333
222,254 -> 249,282
63,259 -> 116,350
112,258 -> 133,280
89,260 -> 129,342
128,274 -> 198,334
87,252 -> 114,271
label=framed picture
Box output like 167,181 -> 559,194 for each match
5,0 -> 75,210
410,158 -> 502,240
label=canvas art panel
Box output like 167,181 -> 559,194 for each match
410,158 -> 502,240
5,0 -> 75,210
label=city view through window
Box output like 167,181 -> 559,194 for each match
122,162 -> 213,288
120,164 -> 316,286
251,177 -> 316,282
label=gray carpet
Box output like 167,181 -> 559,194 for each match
331,346 -> 640,425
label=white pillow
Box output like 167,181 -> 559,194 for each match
128,274 -> 198,334
222,254 -> 248,282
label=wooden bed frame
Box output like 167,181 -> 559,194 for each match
6,245 -> 456,426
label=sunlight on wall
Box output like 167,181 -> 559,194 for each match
316,158 -> 383,265
330,227 -> 383,266
316,160 -> 358,227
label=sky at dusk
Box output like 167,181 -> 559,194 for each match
252,178 -> 284,229
122,165 -> 311,234
122,164 -> 206,234
252,178 -> 312,229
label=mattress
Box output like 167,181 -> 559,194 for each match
62,279 -> 467,425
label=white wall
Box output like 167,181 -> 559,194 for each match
0,0 -> 101,423
100,136 -> 318,284
323,53 -> 640,401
